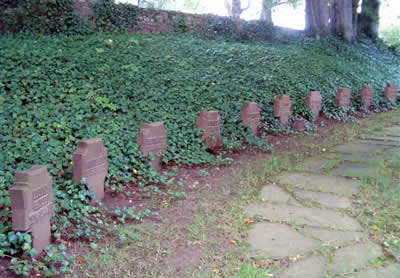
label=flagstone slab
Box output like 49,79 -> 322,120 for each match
247,223 -> 320,259
245,204 -> 362,231
276,172 -> 360,196
259,185 -> 297,204
277,255 -> 328,278
343,264 -> 400,278
244,127 -> 400,278
382,126 -> 400,137
358,135 -> 400,143
329,162 -> 377,179
294,158 -> 332,173
334,143 -> 386,154
302,227 -> 367,247
356,139 -> 400,147
330,242 -> 383,274
293,189 -> 352,209
330,152 -> 384,164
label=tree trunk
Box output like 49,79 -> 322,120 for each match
352,0 -> 360,36
318,0 -> 330,35
232,0 -> 242,19
306,0 -> 329,36
359,0 -> 380,39
305,0 -> 316,33
260,0 -> 273,25
330,0 -> 336,33
333,0 -> 354,42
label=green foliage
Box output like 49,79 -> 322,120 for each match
0,0 -> 89,35
0,0 -> 139,35
90,0 -> 138,31
139,0 -> 171,9
380,26 -> 400,54
173,16 -> 189,33
235,263 -> 270,278
9,244 -> 74,277
199,15 -> 275,42
1,232 -> 32,256
0,32 -> 400,275
353,149 -> 400,259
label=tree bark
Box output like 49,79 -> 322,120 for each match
305,0 -> 329,36
359,0 -> 380,39
333,0 -> 354,42
305,0 -> 316,33
318,0 -> 330,35
260,0 -> 273,24
330,0 -> 336,33
352,0 -> 360,36
232,0 -> 242,19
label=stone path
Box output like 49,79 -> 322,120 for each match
245,126 -> 400,277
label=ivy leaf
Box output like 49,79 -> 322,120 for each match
90,243 -> 98,250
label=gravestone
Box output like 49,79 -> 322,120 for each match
274,95 -> 291,125
359,85 -> 373,109
306,91 -> 322,117
384,83 -> 398,103
137,122 -> 168,171
241,102 -> 261,135
73,138 -> 108,201
196,110 -> 221,147
10,166 -> 53,254
335,88 -> 351,109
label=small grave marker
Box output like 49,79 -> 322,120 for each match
384,83 -> 398,103
137,122 -> 167,171
241,102 -> 260,135
306,91 -> 322,117
196,110 -> 222,147
359,85 -> 373,109
335,88 -> 351,109
274,95 -> 291,125
10,165 -> 53,254
73,138 -> 107,201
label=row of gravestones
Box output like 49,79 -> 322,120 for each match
9,84 -> 398,255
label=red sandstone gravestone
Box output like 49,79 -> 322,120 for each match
384,83 -> 398,103
274,95 -> 291,125
10,165 -> 54,254
336,88 -> 351,109
359,85 -> 373,109
241,102 -> 261,136
306,91 -> 322,117
196,110 -> 222,148
137,122 -> 168,171
73,138 -> 108,201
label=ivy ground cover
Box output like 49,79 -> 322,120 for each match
0,32 -> 400,273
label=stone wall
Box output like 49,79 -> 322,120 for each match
73,0 -> 218,34
133,8 -> 205,33
74,0 -> 94,17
